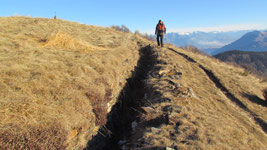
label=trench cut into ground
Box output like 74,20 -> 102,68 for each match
85,45 -> 157,150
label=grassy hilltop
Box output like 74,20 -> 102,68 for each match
0,16 -> 151,149
0,17 -> 267,150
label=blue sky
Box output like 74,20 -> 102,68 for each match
1,0 -> 267,33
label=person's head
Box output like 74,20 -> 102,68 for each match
159,20 -> 163,24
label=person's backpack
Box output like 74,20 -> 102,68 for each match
157,22 -> 166,35
157,23 -> 165,31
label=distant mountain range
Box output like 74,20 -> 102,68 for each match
214,50 -> 267,74
211,31 -> 267,55
165,30 -> 250,49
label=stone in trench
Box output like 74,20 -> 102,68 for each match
158,70 -> 169,76
163,105 -> 182,125
118,140 -> 127,145
132,120 -> 138,132
163,105 -> 182,114
141,106 -> 156,114
173,87 -> 191,97
166,147 -> 175,150
151,127 -> 161,134
167,70 -> 182,76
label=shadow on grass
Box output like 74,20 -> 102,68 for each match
241,93 -> 267,107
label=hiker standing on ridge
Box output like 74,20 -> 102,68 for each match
155,20 -> 166,47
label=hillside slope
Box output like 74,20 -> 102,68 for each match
0,16 -> 151,149
104,45 -> 267,150
215,50 -> 267,74
1,17 -> 267,150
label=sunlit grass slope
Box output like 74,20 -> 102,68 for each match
0,16 -> 150,149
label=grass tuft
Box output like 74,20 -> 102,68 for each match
43,31 -> 105,52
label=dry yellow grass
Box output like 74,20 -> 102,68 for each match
125,46 -> 267,150
166,46 -> 267,149
169,49 -> 266,149
1,16 -> 266,150
173,46 -> 267,121
0,16 -> 151,149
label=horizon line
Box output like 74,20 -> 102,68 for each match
141,24 -> 267,34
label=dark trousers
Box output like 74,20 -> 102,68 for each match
157,35 -> 163,47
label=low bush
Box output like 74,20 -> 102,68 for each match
135,30 -> 155,41
111,25 -> 130,33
